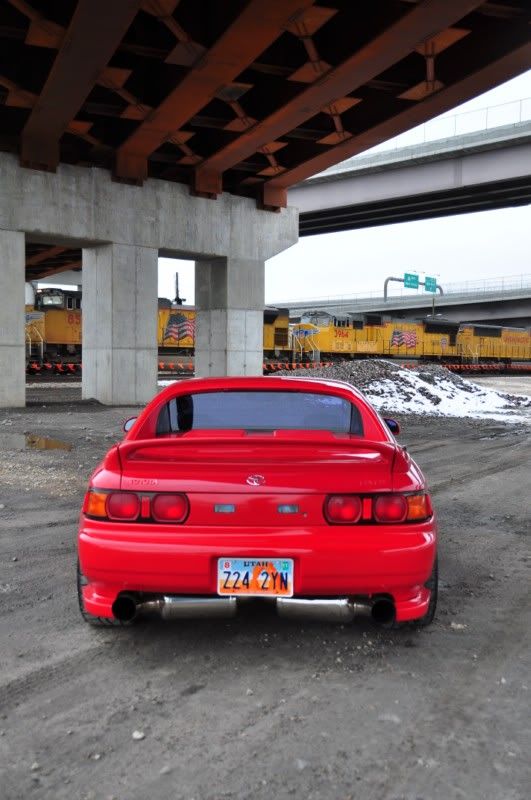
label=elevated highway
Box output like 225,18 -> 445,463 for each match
282,275 -> 531,327
289,119 -> 531,235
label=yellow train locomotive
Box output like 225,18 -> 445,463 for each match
291,312 -> 531,364
25,290 -> 531,372
26,289 -> 292,367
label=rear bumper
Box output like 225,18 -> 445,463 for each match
78,518 -> 436,622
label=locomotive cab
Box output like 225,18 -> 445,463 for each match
35,288 -> 82,311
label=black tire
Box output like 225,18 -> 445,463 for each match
414,555 -> 438,628
77,560 -> 131,627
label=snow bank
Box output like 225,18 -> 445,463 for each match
365,367 -> 530,423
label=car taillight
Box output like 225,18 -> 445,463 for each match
323,492 -> 433,525
152,493 -> 189,523
83,491 -> 108,518
83,490 -> 190,523
325,495 -> 362,524
373,494 -> 408,523
373,493 -> 433,523
106,492 -> 141,521
406,493 -> 432,520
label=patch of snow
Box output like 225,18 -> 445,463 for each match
365,367 -> 531,424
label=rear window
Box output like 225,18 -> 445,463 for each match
157,391 -> 362,435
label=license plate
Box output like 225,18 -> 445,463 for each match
217,558 -> 294,597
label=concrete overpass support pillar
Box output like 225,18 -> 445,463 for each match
195,257 -> 264,376
82,243 -> 158,405
0,230 -> 25,408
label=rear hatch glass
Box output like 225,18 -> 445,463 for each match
157,390 -> 362,435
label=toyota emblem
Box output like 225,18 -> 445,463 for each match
246,474 -> 265,486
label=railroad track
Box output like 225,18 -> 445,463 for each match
26,360 -> 531,380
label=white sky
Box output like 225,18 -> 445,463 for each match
158,69 -> 531,303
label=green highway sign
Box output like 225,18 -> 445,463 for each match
404,272 -> 419,289
425,276 -> 437,293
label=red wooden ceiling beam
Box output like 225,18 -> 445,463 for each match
26,246 -> 67,266
262,42 -> 531,210
114,0 -> 317,184
20,0 -> 143,172
193,0 -> 486,197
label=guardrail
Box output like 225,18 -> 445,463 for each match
330,97 -> 531,166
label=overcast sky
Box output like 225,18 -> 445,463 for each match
161,69 -> 531,304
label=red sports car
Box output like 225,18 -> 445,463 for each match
77,376 -> 437,628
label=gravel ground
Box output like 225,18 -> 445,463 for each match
0,382 -> 530,800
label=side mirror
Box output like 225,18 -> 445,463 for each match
123,417 -> 137,433
384,418 -> 400,435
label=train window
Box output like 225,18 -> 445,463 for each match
473,326 -> 501,338
274,328 -> 288,347
263,309 -> 279,325
66,298 -> 74,310
40,294 -> 63,307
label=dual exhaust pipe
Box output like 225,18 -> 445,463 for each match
112,594 -> 395,625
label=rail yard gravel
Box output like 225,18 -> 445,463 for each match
0,376 -> 530,800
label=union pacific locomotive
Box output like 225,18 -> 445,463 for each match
25,288 -> 291,365
25,288 -> 531,370
292,311 -> 531,364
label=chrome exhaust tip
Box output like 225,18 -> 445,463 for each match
370,597 -> 396,626
276,596 -> 396,624
112,593 -> 139,623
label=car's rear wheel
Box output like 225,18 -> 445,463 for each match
76,560 -> 131,627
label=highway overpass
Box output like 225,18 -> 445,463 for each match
281,275 -> 531,327
289,120 -> 531,235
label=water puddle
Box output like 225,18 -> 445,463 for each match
0,433 -> 72,451
25,434 -> 72,451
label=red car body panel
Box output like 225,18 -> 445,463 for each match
78,376 -> 437,623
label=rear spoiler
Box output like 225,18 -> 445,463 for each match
119,434 -> 403,463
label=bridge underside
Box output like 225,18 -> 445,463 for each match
2,1 -> 531,405
298,174 -> 531,235
0,0 -> 530,280
291,122 -> 531,234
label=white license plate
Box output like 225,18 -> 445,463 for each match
217,558 -> 294,597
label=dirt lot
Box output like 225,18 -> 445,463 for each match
1,383 -> 530,800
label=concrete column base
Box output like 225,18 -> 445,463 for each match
0,230 -> 25,408
195,309 -> 263,376
195,258 -> 264,377
82,243 -> 158,405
